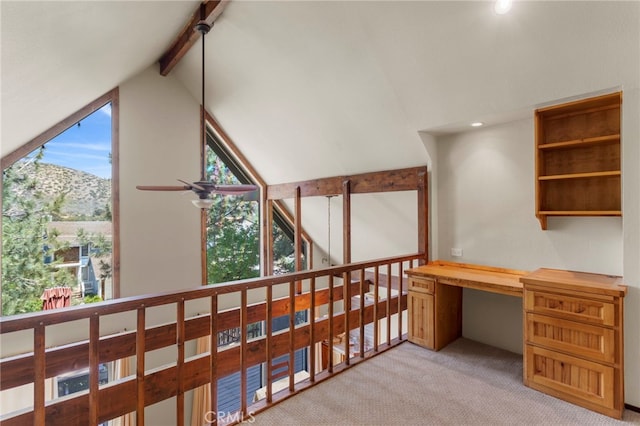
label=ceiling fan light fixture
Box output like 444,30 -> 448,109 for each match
192,198 -> 215,209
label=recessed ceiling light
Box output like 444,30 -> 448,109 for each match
471,122 -> 484,127
494,0 -> 512,15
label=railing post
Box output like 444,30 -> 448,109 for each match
89,314 -> 100,426
373,265 -> 379,352
309,277 -> 316,382
240,288 -> 248,416
289,280 -> 295,391
266,285 -> 273,402
176,299 -> 185,426
210,295 -> 218,425
328,273 -> 334,373
397,262 -> 403,342
344,270 -> 351,365
136,305 -> 146,425
33,323 -> 45,426
359,269 -> 365,358
386,264 -> 392,345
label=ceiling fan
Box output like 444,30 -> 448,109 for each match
136,6 -> 258,208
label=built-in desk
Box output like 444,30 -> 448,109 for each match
405,260 -> 526,350
405,260 -> 627,419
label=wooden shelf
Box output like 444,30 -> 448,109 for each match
535,92 -> 622,230
538,170 -> 620,181
538,210 -> 622,216
538,134 -> 619,150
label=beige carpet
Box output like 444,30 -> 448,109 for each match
253,338 -> 640,425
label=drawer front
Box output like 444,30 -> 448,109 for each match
408,277 -> 435,294
525,313 -> 615,364
524,289 -> 616,326
408,291 -> 434,349
525,345 -> 615,410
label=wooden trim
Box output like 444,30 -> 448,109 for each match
626,404 -> 640,413
110,89 -> 121,299
342,180 -> 351,264
417,169 -> 429,264
267,166 -> 428,200
294,187 -> 302,293
266,199 -> 274,275
158,1 -> 227,76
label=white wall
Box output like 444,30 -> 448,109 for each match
119,65 -> 202,297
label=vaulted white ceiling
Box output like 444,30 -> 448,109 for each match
3,0 -> 638,184
1,0 -> 199,156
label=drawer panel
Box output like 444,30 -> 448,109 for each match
524,290 -> 616,326
408,277 -> 435,294
525,345 -> 615,410
526,313 -> 615,363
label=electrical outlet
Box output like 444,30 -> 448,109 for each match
451,248 -> 463,257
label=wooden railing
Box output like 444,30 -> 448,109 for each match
0,253 -> 422,425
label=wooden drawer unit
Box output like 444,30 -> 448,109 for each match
526,313 -> 615,364
525,345 -> 615,410
521,268 -> 626,419
408,277 -> 434,294
524,289 -> 616,326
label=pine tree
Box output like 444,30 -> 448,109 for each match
2,148 -> 75,315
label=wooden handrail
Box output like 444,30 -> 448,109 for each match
0,253 -> 420,425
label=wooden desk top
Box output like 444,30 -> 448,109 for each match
521,268 -> 627,297
405,260 -> 528,297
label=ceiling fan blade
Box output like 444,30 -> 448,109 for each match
211,184 -> 259,195
136,185 -> 190,191
177,179 -> 206,192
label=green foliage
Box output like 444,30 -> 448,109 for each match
204,150 -> 299,283
2,149 -> 76,316
83,294 -> 103,304
206,154 -> 260,283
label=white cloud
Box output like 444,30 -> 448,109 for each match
99,104 -> 112,118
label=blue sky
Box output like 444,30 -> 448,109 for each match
35,103 -> 112,179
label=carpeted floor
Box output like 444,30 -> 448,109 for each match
253,338 -> 640,425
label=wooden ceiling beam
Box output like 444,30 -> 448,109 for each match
158,0 -> 228,76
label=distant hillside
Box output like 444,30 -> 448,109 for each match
16,161 -> 111,219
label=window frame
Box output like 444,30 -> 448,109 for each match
0,89 -> 120,309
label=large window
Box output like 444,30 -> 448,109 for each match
1,90 -> 118,316
205,127 -> 306,282
205,121 -> 310,413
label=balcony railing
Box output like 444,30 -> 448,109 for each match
0,253 -> 422,426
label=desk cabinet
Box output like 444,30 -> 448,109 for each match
408,277 -> 435,348
522,269 -> 626,419
407,276 -> 462,351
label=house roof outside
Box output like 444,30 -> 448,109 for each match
47,221 -> 112,245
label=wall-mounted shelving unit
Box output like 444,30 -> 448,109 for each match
534,92 -> 622,230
